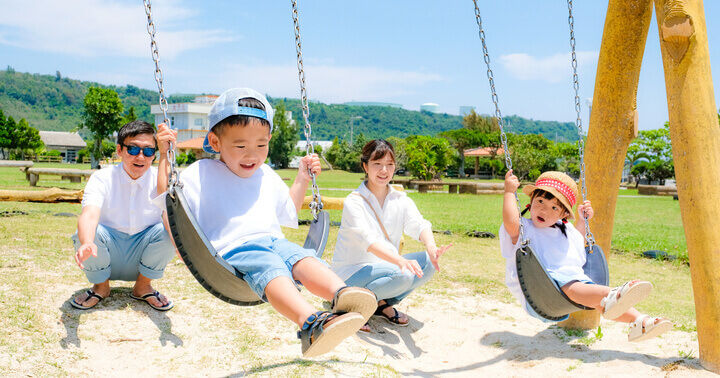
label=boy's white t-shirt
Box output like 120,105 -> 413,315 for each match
179,159 -> 298,256
499,217 -> 590,309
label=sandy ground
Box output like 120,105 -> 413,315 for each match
6,277 -> 710,377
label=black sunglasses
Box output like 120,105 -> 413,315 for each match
122,144 -> 156,157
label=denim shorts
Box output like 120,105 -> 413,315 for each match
222,236 -> 324,301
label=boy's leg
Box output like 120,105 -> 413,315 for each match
265,275 -> 317,326
291,257 -> 345,301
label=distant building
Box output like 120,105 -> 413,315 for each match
459,106 -> 476,117
150,95 -> 217,142
38,131 -> 86,163
295,140 -> 334,152
343,101 -> 403,108
420,103 -> 441,113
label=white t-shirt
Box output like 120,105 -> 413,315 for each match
179,160 -> 298,256
81,163 -> 163,235
331,182 -> 432,281
499,217 -> 590,309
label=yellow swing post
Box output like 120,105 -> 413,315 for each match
574,0 -> 720,372
654,0 -> 720,372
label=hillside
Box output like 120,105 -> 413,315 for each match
0,68 -> 579,142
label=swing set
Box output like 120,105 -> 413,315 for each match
143,0 -> 329,306
141,0 -> 720,371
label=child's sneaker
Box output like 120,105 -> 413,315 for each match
331,286 -> 377,322
297,311 -> 365,357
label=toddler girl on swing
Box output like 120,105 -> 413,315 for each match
500,170 -> 672,342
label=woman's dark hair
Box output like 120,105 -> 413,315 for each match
360,139 -> 395,171
212,97 -> 271,137
117,120 -> 156,147
521,189 -> 569,237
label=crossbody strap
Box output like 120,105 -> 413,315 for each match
352,192 -> 391,242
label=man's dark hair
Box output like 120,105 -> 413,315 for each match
212,97 -> 271,137
117,120 -> 157,147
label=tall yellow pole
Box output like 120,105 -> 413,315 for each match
562,0 -> 654,330
654,0 -> 720,372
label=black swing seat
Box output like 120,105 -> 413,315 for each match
303,210 -> 330,258
516,244 -> 609,321
166,186 -> 332,306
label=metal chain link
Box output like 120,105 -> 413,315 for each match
143,0 -> 179,190
472,0 -> 527,246
567,0 -> 595,246
292,0 -> 323,219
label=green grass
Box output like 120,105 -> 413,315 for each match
0,163 -> 700,375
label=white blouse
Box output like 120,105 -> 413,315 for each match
331,182 -> 432,281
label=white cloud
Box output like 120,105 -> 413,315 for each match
499,51 -> 599,83
0,0 -> 233,58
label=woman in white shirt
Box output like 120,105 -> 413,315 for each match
331,140 -> 451,332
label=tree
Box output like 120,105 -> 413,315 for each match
385,136 -> 408,171
77,87 -> 123,169
405,135 -> 453,181
626,122 -> 674,184
0,109 -> 9,159
508,133 -> 557,180
553,141 -> 581,176
15,119 -> 44,160
122,106 -> 138,125
1,116 -> 19,160
438,128 -> 488,177
269,101 -> 299,169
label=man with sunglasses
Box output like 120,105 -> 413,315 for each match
70,120 -> 178,311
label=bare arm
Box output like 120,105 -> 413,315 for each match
503,169 -> 521,244
156,123 -> 177,195
74,205 -> 101,269
289,154 -> 321,213
419,228 -> 452,272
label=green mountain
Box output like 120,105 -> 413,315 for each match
0,68 -> 579,142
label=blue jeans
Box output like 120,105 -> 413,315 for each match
344,251 -> 436,306
71,223 -> 175,283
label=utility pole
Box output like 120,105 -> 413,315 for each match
349,116 -> 362,145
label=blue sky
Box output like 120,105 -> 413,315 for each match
0,0 -> 718,132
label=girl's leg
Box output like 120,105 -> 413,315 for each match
561,281 -> 612,309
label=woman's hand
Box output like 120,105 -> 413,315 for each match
428,243 -> 453,272
396,256 -> 424,278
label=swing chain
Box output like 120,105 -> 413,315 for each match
567,0 -> 595,246
143,0 -> 179,191
472,0 -> 527,246
292,0 -> 323,219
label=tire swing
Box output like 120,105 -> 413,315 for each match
471,0 -> 609,321
142,0 -> 329,306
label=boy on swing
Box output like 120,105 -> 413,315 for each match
179,88 -> 376,357
500,170 -> 672,342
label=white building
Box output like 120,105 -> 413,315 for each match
38,131 -> 86,163
420,103 -> 441,113
150,96 -> 217,142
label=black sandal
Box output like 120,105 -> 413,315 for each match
373,303 -> 409,327
297,311 -> 365,357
